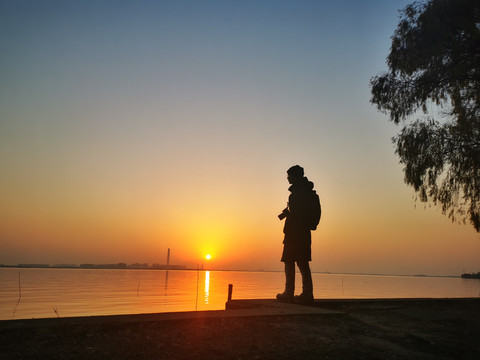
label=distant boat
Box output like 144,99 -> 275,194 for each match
461,272 -> 480,279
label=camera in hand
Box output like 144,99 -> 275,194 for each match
278,208 -> 289,220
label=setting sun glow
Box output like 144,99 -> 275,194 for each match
205,254 -> 212,260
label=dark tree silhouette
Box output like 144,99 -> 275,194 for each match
370,0 -> 480,232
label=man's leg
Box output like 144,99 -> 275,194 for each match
277,261 -> 295,301
284,261 -> 295,295
296,261 -> 314,304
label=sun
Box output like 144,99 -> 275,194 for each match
205,254 -> 212,260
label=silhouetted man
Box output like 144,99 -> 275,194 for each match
277,165 -> 320,304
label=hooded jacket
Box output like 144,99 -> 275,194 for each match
281,176 -> 315,262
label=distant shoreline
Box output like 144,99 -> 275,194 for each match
0,264 -> 466,278
0,263 -> 187,271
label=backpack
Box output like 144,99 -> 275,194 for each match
309,191 -> 321,230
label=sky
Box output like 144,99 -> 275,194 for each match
1,0 -> 479,276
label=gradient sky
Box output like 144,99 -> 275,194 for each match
1,0 -> 479,276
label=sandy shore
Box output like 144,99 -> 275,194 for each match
1,298 -> 479,359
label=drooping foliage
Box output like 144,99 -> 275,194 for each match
370,0 -> 480,231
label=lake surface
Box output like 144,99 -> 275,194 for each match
1,268 -> 479,320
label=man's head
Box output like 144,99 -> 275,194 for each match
287,165 -> 304,184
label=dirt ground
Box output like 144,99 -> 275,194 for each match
1,298 -> 479,359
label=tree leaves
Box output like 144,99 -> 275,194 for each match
370,0 -> 480,232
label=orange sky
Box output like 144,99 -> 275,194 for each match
1,0 -> 479,276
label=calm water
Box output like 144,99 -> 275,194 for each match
1,268 -> 479,320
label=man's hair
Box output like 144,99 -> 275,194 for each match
287,165 -> 304,178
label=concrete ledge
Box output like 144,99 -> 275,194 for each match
226,298 -> 342,315
0,300 -> 341,330
3,298 -> 478,330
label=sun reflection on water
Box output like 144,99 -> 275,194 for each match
204,270 -> 210,304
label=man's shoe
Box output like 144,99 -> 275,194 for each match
276,292 -> 294,303
294,293 -> 314,305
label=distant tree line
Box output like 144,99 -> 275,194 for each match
0,263 -> 186,270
